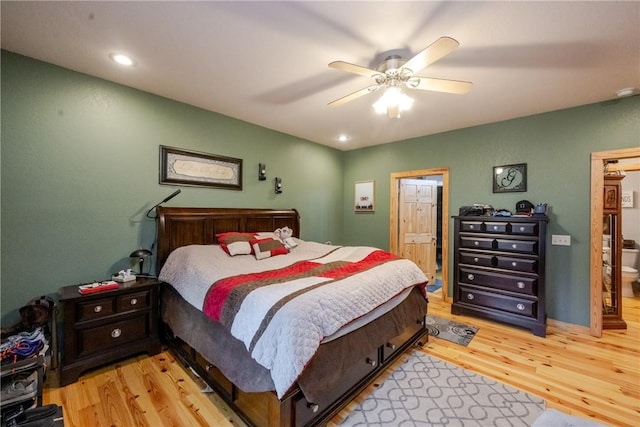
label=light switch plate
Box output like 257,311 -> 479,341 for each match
552,234 -> 571,246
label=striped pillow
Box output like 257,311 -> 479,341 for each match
251,238 -> 288,260
216,232 -> 257,256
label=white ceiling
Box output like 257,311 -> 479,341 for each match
2,1 -> 639,151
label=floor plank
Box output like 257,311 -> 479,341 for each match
44,296 -> 640,426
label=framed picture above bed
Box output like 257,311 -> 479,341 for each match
354,180 -> 375,212
160,145 -> 243,190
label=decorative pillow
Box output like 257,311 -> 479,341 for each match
251,238 -> 288,260
216,232 -> 257,256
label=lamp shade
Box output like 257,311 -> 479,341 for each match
130,249 -> 152,275
130,249 -> 152,259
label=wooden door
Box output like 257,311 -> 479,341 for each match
398,179 -> 438,283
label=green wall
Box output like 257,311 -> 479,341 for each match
343,97 -> 639,326
1,51 -> 344,323
2,50 -> 639,329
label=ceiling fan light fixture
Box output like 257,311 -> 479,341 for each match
373,86 -> 414,117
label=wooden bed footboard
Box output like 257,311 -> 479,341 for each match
162,319 -> 427,427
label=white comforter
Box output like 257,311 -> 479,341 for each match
159,239 -> 428,398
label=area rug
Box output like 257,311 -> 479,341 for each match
425,315 -> 478,346
427,278 -> 442,293
339,351 -> 545,427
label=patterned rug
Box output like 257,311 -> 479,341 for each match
425,315 -> 478,346
339,351 -> 545,427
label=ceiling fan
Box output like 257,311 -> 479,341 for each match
328,36 -> 472,118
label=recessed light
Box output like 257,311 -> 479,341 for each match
109,53 -> 135,66
616,87 -> 635,97
338,135 -> 349,142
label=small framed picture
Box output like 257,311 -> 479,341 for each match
493,163 -> 527,193
354,180 -> 375,212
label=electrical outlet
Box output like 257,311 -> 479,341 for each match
552,234 -> 571,246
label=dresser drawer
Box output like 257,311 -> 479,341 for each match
495,239 -> 538,254
495,255 -> 538,273
382,315 -> 425,363
458,286 -> 537,318
459,252 -> 494,268
294,347 -> 379,427
460,236 -> 494,250
77,315 -> 149,357
509,222 -> 538,235
484,222 -> 508,233
460,221 -> 484,232
459,267 -> 537,295
117,291 -> 150,312
77,297 -> 115,321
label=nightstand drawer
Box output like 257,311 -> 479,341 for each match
77,315 -> 149,357
117,291 -> 149,312
78,298 -> 115,321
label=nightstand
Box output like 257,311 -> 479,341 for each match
58,277 -> 162,386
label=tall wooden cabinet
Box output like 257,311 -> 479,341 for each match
602,174 -> 626,329
452,215 -> 548,337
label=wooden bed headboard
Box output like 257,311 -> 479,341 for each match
156,207 -> 300,273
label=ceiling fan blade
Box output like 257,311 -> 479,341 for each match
407,77 -> 472,94
400,36 -> 460,75
328,85 -> 380,107
329,61 -> 380,78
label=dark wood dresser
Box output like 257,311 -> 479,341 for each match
451,215 -> 549,337
58,277 -> 162,386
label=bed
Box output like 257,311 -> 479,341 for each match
156,207 -> 429,427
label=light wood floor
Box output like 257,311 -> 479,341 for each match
44,296 -> 640,427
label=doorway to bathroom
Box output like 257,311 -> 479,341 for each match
590,147 -> 640,337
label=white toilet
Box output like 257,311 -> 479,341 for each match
621,248 -> 639,298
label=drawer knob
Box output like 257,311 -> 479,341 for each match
519,226 -> 525,232
517,282 -> 526,289
516,303 -> 525,311
467,274 -> 475,281
493,225 -> 498,230
469,225 -> 475,229
467,293 -> 474,300
111,328 -> 122,338
307,403 -> 319,413
512,261 -> 518,267
474,241 -> 480,246
473,257 -> 479,263
512,244 -> 518,249
366,357 -> 377,367
130,298 -> 138,305
94,305 -> 103,313
386,342 -> 396,350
